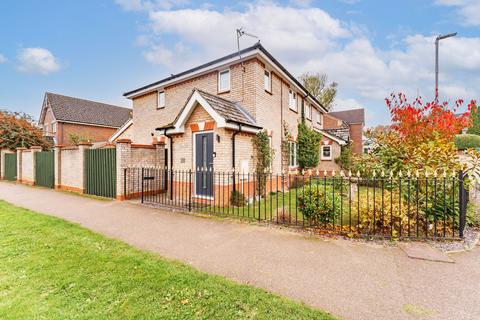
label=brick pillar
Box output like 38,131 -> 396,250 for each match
54,145 -> 63,189
30,146 -> 42,185
153,140 -> 166,167
78,142 -> 92,193
115,139 -> 132,200
16,147 -> 27,183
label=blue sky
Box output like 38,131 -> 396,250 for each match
1,0 -> 479,126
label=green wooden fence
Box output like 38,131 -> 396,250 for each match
35,151 -> 55,188
4,153 -> 17,181
85,148 -> 116,198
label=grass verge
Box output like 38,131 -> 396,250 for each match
0,200 -> 335,320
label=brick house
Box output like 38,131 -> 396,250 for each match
39,92 -> 132,146
123,43 -> 362,197
324,109 -> 365,154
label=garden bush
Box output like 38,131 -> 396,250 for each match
298,184 -> 341,224
230,190 -> 246,207
454,134 -> 480,150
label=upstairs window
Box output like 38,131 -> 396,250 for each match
305,103 -> 312,120
158,91 -> 165,109
52,122 -> 57,134
316,111 -> 322,124
289,90 -> 297,111
264,70 -> 271,92
218,69 -> 230,92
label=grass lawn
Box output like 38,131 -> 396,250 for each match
0,200 -> 335,320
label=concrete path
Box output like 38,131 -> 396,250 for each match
1,182 -> 479,320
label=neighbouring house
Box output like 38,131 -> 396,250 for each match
122,43 -> 363,197
39,92 -> 132,146
323,108 -> 365,154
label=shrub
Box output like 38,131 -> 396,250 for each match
297,122 -> 321,169
298,184 -> 341,224
335,143 -> 353,170
230,190 -> 246,207
454,134 -> 480,150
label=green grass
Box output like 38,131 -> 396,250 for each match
0,200 -> 335,320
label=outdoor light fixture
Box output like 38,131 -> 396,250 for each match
435,32 -> 457,102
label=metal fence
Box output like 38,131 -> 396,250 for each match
124,167 -> 468,240
35,151 -> 55,188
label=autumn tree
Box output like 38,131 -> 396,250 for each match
299,72 -> 337,111
467,100 -> 480,135
0,110 -> 52,150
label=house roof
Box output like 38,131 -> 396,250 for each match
196,90 -> 257,126
328,108 -> 365,124
123,42 -> 327,113
156,89 -> 261,134
42,92 -> 132,128
314,128 -> 347,145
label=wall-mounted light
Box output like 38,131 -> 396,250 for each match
217,134 -> 221,143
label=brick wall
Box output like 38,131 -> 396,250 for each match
58,122 -> 118,146
349,123 -> 363,154
58,147 -> 84,191
20,150 -> 34,184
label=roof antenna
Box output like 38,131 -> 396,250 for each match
236,27 -> 259,71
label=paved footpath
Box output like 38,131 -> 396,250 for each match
1,182 -> 479,320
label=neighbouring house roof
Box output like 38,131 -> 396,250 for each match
123,42 -> 327,113
328,108 -> 365,124
41,92 -> 132,128
156,89 -> 261,134
314,128 -> 348,145
323,128 -> 349,143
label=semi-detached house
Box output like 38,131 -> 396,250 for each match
122,43 -> 363,198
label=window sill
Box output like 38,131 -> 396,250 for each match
265,89 -> 272,95
218,89 -> 230,94
320,158 -> 332,161
289,108 -> 298,113
157,106 -> 165,110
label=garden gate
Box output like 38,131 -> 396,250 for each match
4,153 -> 17,181
85,148 -> 116,198
35,151 -> 55,188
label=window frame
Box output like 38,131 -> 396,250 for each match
305,102 -> 312,120
157,90 -> 166,109
321,145 -> 332,160
52,122 -> 57,134
218,69 -> 231,93
289,90 -> 297,112
264,69 -> 272,93
316,110 -> 322,125
289,141 -> 298,167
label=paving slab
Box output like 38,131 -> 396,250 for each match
1,182 -> 480,320
399,242 -> 455,263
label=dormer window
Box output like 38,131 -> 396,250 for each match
289,90 -> 297,111
264,70 -> 271,92
315,110 -> 322,124
218,69 -> 230,92
158,91 -> 165,109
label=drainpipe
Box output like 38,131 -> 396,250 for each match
232,124 -> 242,192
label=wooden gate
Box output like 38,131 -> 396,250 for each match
35,151 -> 55,188
85,148 -> 116,198
4,153 -> 17,181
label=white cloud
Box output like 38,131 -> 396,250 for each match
17,48 -> 60,75
435,0 -> 480,26
333,98 -> 363,111
117,1 -> 480,125
115,0 -> 189,11
0,54 -> 6,64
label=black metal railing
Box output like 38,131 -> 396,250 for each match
124,167 -> 468,239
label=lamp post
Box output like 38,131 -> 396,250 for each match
435,32 -> 457,103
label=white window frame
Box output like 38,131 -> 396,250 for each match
316,110 -> 322,124
305,103 -> 312,120
289,141 -> 298,167
157,91 -> 165,109
264,69 -> 271,92
52,122 -> 57,134
321,145 -> 332,160
218,69 -> 231,93
289,90 -> 297,111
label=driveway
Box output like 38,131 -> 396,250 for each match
1,181 -> 479,320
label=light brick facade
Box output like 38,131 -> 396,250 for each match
129,57 -> 345,174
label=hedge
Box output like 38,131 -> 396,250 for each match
454,134 -> 480,150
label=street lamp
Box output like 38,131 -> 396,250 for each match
435,32 -> 457,103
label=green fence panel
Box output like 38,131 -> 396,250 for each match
85,148 -> 116,198
35,151 -> 55,188
4,153 -> 17,181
